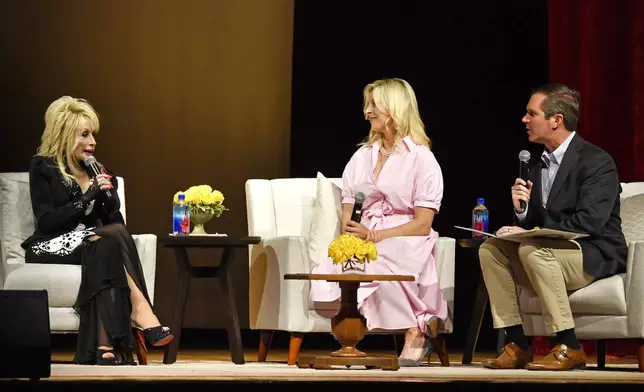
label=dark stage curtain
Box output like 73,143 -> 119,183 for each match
548,0 -> 644,182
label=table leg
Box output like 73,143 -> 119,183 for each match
163,247 -> 192,364
462,273 -> 489,365
218,247 -> 245,365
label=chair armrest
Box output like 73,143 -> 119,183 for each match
249,235 -> 311,331
435,236 -> 455,333
435,237 -> 455,290
0,239 -> 5,289
626,240 -> 644,337
132,234 -> 157,306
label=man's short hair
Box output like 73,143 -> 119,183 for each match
532,84 -> 581,132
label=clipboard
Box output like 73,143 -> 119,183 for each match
454,226 -> 588,243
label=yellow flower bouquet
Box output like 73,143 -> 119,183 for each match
173,185 -> 227,234
328,233 -> 378,272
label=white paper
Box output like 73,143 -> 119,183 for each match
453,226 -> 496,237
453,226 -> 588,243
168,233 -> 228,237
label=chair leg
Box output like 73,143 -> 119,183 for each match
392,334 -> 403,357
638,339 -> 644,372
596,339 -> 606,369
258,330 -> 274,362
430,335 -> 450,367
288,332 -> 304,366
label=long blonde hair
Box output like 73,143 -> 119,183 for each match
360,78 -> 431,148
36,96 -> 100,183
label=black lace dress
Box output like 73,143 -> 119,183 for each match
21,156 -> 152,365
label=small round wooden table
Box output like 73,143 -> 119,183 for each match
284,273 -> 414,371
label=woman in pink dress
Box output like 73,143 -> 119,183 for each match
310,78 -> 447,366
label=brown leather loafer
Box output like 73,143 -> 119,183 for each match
525,344 -> 586,371
482,343 -> 533,369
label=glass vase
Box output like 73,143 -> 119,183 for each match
341,258 -> 365,273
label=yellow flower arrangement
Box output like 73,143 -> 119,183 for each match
173,184 -> 227,218
328,234 -> 378,270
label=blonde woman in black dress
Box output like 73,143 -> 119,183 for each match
21,96 -> 173,365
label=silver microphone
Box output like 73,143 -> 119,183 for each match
84,156 -> 112,198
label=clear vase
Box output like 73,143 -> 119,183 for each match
341,258 -> 365,273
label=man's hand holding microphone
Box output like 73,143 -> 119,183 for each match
498,150 -> 532,236
512,178 -> 533,214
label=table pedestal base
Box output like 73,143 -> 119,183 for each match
296,355 -> 399,370
297,280 -> 400,371
283,273 -> 415,372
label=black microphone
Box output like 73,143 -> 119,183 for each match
350,192 -> 365,223
518,150 -> 531,210
84,156 -> 112,198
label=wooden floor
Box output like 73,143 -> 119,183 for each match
46,328 -> 642,365
50,347 -> 641,366
1,346 -> 641,392
3,330 -> 641,391
51,347 -> 491,363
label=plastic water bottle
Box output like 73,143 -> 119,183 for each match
173,193 -> 190,236
472,197 -> 489,238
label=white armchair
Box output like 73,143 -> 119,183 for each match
245,177 -> 455,365
519,182 -> 644,371
0,173 -> 157,333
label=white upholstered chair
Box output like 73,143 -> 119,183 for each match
519,182 -> 644,371
245,175 -> 455,365
0,173 -> 158,334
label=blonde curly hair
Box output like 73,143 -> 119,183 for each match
36,96 -> 100,183
360,78 -> 431,149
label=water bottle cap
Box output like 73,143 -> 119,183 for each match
477,197 -> 484,205
178,193 -> 185,201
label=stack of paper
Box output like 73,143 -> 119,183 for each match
454,226 -> 588,243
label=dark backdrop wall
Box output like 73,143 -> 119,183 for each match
290,0 -> 548,350
0,0 -> 552,354
0,0 -> 294,334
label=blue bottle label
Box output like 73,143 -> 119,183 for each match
173,206 -> 190,235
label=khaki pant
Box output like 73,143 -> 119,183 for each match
479,238 -> 595,333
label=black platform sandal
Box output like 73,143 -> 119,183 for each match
130,324 -> 174,365
96,348 -> 122,366
133,325 -> 174,348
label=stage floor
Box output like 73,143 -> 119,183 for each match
44,348 -> 643,383
1,347 -> 642,391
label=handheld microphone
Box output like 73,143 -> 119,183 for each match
84,156 -> 112,198
350,192 -> 365,223
518,150 -> 531,210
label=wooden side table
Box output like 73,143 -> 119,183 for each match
459,238 -> 506,364
160,235 -> 261,365
284,273 -> 414,371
